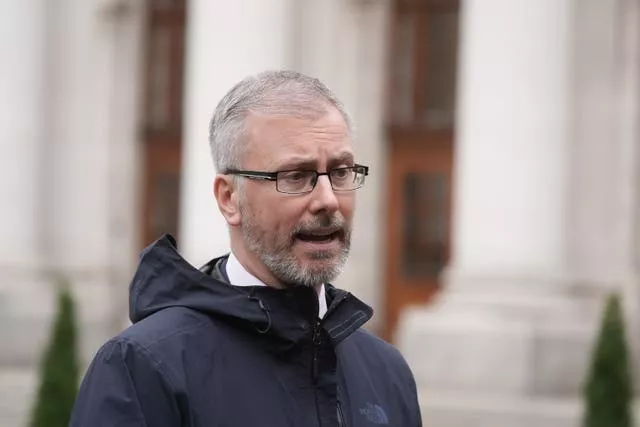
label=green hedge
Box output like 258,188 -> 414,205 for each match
583,293 -> 634,427
29,287 -> 80,427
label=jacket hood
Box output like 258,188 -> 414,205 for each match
129,235 -> 373,351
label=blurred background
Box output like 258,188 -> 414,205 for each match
2,0 -> 640,425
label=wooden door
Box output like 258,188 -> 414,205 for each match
140,0 -> 186,248
384,0 -> 460,340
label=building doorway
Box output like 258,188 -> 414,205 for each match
384,0 -> 460,340
140,0 -> 187,248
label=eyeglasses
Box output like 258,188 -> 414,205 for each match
225,164 -> 369,194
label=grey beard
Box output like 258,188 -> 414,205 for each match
258,241 -> 350,288
241,216 -> 351,288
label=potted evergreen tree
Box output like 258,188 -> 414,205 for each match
29,286 -> 80,427
583,293 -> 634,427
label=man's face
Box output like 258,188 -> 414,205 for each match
238,108 -> 356,287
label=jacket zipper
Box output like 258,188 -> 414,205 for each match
314,324 -> 347,427
337,400 -> 345,427
312,320 -> 322,425
319,293 -> 350,426
312,320 -> 321,380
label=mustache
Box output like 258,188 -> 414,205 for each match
291,215 -> 347,236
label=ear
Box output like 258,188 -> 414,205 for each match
213,175 -> 241,226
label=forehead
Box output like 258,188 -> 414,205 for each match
243,107 -> 352,168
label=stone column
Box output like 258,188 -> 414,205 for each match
180,0 -> 295,265
0,1 -> 46,283
396,0 -> 607,425
0,0 -> 49,355
0,3 -> 47,426
451,0 -> 571,284
569,0 -> 640,387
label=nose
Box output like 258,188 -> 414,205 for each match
308,175 -> 339,215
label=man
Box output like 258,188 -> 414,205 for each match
70,70 -> 422,426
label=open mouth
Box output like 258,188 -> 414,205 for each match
295,230 -> 342,243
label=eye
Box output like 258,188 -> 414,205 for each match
279,170 -> 307,182
331,167 -> 353,182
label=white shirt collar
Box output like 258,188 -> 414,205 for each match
226,252 -> 328,319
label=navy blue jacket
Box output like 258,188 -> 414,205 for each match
70,235 -> 422,426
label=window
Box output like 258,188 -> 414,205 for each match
388,0 -> 460,130
402,172 -> 449,278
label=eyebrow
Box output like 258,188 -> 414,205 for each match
274,157 -> 317,171
274,152 -> 355,171
329,152 -> 355,166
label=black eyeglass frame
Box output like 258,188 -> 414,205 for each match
225,164 -> 370,194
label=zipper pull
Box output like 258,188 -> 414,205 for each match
312,320 -> 322,345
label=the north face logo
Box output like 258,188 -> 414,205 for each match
360,402 -> 389,425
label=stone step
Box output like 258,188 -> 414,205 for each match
396,300 -> 600,396
418,390 -> 640,427
0,368 -> 37,427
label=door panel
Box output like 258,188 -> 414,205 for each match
385,138 -> 453,340
384,0 -> 459,340
140,0 -> 186,248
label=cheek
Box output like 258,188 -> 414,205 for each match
338,195 -> 356,220
259,196 -> 307,233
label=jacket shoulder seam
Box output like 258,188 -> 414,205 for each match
115,337 -> 178,392
114,321 -> 206,393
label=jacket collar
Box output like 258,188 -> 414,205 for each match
130,235 -> 373,353
224,251 -> 329,318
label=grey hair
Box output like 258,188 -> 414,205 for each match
208,70 -> 354,173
